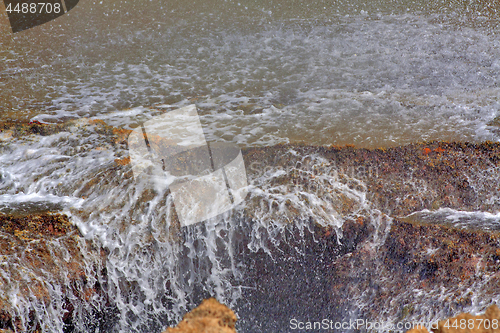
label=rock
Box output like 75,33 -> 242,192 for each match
325,217 -> 500,327
0,212 -> 75,239
487,116 -> 500,128
243,141 -> 500,215
406,304 -> 500,333
163,298 -> 237,333
3,118 -> 500,331
0,213 -> 108,332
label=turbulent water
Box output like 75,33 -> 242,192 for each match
1,0 -> 500,332
0,121 -> 376,331
2,0 -> 500,147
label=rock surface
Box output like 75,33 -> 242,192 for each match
2,119 -> 500,331
0,213 -> 106,332
240,141 -> 500,329
163,298 -> 237,333
243,141 -> 500,216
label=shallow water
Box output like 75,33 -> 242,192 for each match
2,0 -> 500,147
403,207 -> 500,231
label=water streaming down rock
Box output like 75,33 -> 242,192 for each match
237,142 -> 500,332
1,120 -> 500,332
0,120 -> 379,331
2,0 -> 500,330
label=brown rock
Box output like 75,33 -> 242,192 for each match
326,216 -> 500,325
0,213 -> 75,239
434,304 -> 500,333
164,298 -> 237,333
0,213 -> 106,331
407,305 -> 500,333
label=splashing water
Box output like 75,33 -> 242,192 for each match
2,0 -> 500,330
0,120 -> 385,332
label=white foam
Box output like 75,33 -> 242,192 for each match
0,193 -> 84,207
404,208 -> 500,230
3,11 -> 500,147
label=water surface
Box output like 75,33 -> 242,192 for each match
1,0 -> 500,147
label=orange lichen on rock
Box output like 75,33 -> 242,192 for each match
0,213 -> 74,239
164,298 -> 237,333
88,119 -> 107,126
115,156 -> 131,166
112,127 -> 133,144
406,304 -> 500,333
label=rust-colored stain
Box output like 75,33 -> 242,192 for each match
115,156 -> 131,166
357,216 -> 364,226
89,119 -> 107,126
423,147 -> 432,155
113,128 -> 133,144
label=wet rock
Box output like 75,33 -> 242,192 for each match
244,141 -> 500,216
3,118 -> 500,331
0,213 -> 75,239
0,119 -> 123,148
163,298 -> 237,333
487,116 -> 500,128
0,329 -> 14,333
0,213 -> 109,332
328,218 -> 500,327
383,219 -> 500,285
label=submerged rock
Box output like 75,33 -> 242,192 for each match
163,298 -> 237,333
